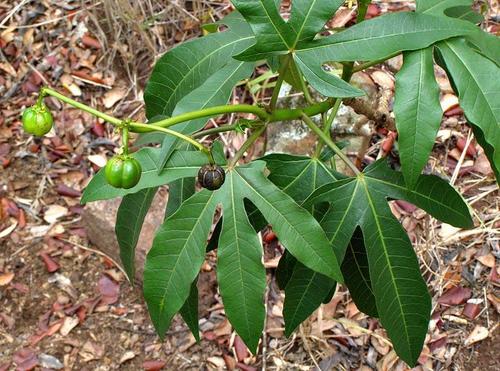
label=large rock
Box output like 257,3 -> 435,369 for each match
266,72 -> 377,156
82,188 -> 167,283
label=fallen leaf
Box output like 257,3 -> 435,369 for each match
438,286 -> 472,306
88,154 -> 107,168
233,335 -> 248,362
143,360 -> 167,371
43,205 -> 68,224
462,302 -> 481,320
0,272 -> 14,286
60,316 -> 79,336
98,275 -> 120,304
119,351 -> 136,364
464,325 -> 488,346
476,253 -> 495,268
103,87 -> 127,108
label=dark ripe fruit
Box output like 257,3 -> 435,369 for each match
198,164 -> 225,191
22,104 -> 54,136
105,155 -> 142,189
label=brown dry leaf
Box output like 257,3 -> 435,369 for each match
486,293 -> 500,313
214,318 -> 232,337
330,8 -> 355,28
207,356 -> 226,368
43,205 -> 68,224
377,350 -> 399,371
88,154 -> 107,168
59,316 -> 79,336
119,351 -> 136,364
464,325 -> 489,346
143,360 -> 167,371
473,153 -> 493,175
79,341 -> 104,362
438,286 -> 472,306
98,275 -> 120,305
0,272 -> 15,286
476,253 -> 495,268
103,87 -> 127,108
440,93 -> 459,112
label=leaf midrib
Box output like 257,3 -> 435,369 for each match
157,193 -> 215,323
360,179 -> 413,359
290,0 -> 319,49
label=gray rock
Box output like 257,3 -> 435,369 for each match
266,73 -> 377,156
82,188 -> 167,283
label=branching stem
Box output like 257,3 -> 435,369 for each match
302,113 -> 360,175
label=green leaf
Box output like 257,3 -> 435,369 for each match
165,178 -> 195,219
436,39 -> 500,181
416,0 -> 499,66
276,250 -> 296,290
156,60 -> 254,171
394,48 -> 443,188
283,261 -> 335,336
444,6 -> 484,24
294,55 -> 364,97
231,0 -> 294,59
288,0 -> 344,47
216,172 -> 266,352
144,190 -> 218,338
144,12 -> 254,119
341,228 -> 378,317
237,162 -> 342,281
81,149 -> 215,203
295,12 -> 477,63
115,188 -> 158,282
305,159 -> 473,366
143,161 -> 342,351
417,0 -> 472,15
261,154 -> 342,332
179,279 -> 200,341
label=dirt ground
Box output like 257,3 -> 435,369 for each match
1,1 -> 499,370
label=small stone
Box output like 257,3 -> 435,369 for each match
39,354 -> 64,369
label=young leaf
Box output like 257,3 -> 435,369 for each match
394,48 -> 443,188
81,149 -> 215,203
288,0 -> 344,47
305,160 -> 473,366
115,187 -> 158,282
436,39 -> 500,181
143,190 -> 218,338
144,12 -> 254,119
341,229 -> 378,317
156,61 -> 254,171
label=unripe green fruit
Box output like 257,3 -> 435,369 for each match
105,155 -> 142,189
22,104 -> 54,136
198,164 -> 225,191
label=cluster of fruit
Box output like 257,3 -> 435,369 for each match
22,104 -> 225,191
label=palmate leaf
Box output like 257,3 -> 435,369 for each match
81,149 -> 219,203
394,47 -> 443,188
416,0 -> 473,15
144,12 -> 254,119
155,60 -> 254,172
305,159 -> 473,366
436,39 -> 500,182
144,161 -> 342,352
293,12 -> 481,97
261,154 -> 340,334
233,0 -> 362,97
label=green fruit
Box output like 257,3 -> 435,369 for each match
22,104 -> 54,136
198,164 -> 225,191
105,155 -> 142,189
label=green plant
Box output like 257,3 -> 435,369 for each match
22,0 -> 499,366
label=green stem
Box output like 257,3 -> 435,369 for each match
313,98 -> 342,158
352,51 -> 400,73
229,125 -> 267,168
298,69 -> 314,105
41,87 -> 122,125
301,113 -> 360,175
129,122 -> 214,163
193,124 -> 240,139
121,126 -> 129,156
269,56 -> 291,110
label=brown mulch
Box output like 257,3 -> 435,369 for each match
1,1 -> 499,370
